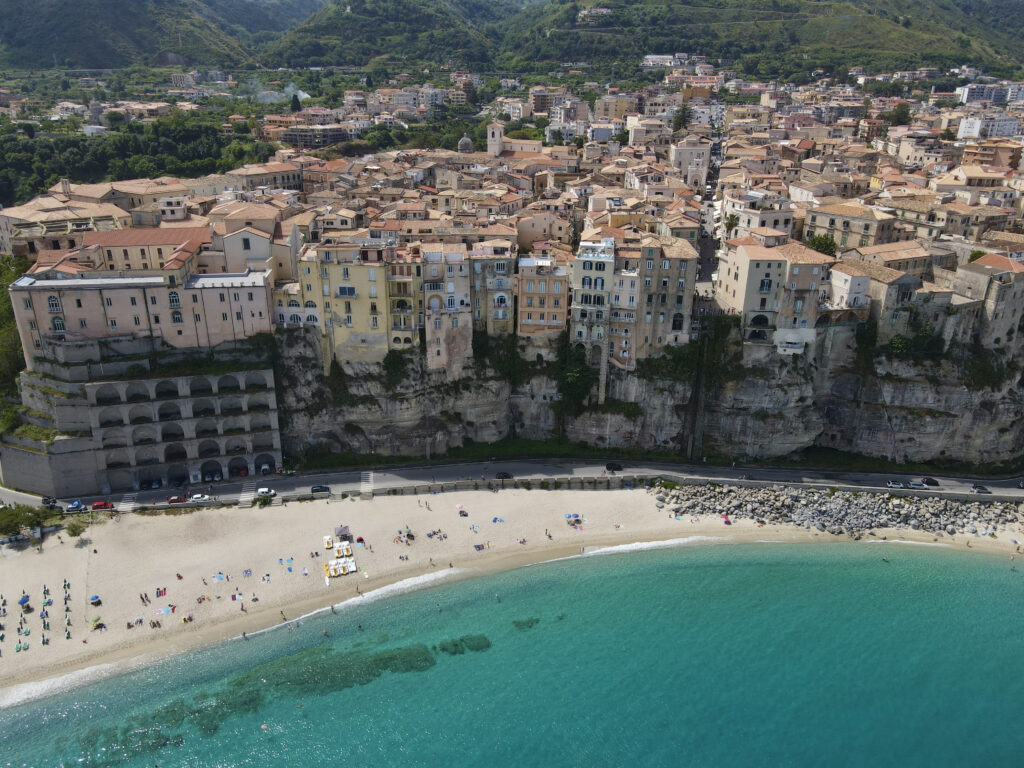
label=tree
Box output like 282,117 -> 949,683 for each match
724,213 -> 740,238
290,93 -> 301,113
806,234 -> 838,256
880,102 -> 912,127
612,129 -> 629,145
672,102 -> 692,132
969,249 -> 987,262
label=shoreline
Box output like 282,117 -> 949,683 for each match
1,485 -> 1019,707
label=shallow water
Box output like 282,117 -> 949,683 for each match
3,542 -> 1024,767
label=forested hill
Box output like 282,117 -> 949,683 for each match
0,0 -> 327,68
2,0 -> 1024,77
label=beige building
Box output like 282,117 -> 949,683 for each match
805,202 -> 896,249
469,239 -> 517,337
516,254 -> 570,356
419,242 -> 473,376
0,196 -> 129,258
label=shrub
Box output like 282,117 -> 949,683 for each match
65,520 -> 86,537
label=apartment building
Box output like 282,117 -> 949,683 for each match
420,242 -> 473,377
962,139 -> 1022,169
570,236 -> 615,398
721,189 -> 796,237
716,242 -> 787,343
469,239 -> 516,337
516,254 -> 570,357
293,237 -> 396,366
0,196 -> 129,258
804,203 -> 896,249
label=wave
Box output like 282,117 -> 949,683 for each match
863,539 -> 948,548
0,661 -> 123,710
243,569 -> 465,638
582,537 -> 726,556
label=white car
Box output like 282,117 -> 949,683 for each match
907,481 -> 927,490
886,480 -> 905,489
189,493 -> 210,502
256,488 -> 276,498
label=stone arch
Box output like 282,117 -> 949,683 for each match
161,423 -> 184,442
198,439 -> 220,459
254,453 -> 276,474
164,443 -> 187,463
192,399 -> 216,417
124,382 -> 150,403
221,396 -> 243,415
249,413 -> 271,432
128,404 -> 154,425
98,407 -> 123,428
189,376 -> 213,396
750,314 -> 770,328
225,436 -> 247,455
131,425 -> 156,445
815,315 -> 831,327
244,372 -> 267,390
95,384 -> 121,405
155,379 -> 179,398
247,395 -> 269,411
167,463 -> 188,486
200,460 -> 223,481
217,374 -> 240,393
135,446 -> 159,465
158,401 -> 182,421
104,448 -> 131,469
222,416 -> 246,434
194,418 -> 219,437
101,429 -> 128,449
138,467 -> 163,489
228,456 -> 250,478
747,329 -> 768,341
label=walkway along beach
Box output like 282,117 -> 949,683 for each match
1,482 -> 1021,698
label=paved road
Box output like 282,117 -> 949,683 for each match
5,459 -> 1021,512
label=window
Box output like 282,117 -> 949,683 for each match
235,312 -> 242,320
168,291 -> 180,308
170,311 -> 182,324
451,317 -> 458,329
242,238 -> 251,251
153,315 -> 160,324
22,298 -> 31,310
646,260 -> 654,270
133,316 -> 140,326
369,268 -> 376,282
52,316 -> 65,332
233,293 -> 240,301
79,318 -> 87,328
109,318 -> 118,329
662,260 -> 669,270
47,295 -> 61,313
150,296 -> 157,305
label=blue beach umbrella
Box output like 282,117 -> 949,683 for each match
90,595 -> 100,602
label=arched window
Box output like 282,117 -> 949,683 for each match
582,276 -> 592,289
171,310 -> 183,324
594,277 -> 604,290
289,314 -> 301,323
306,314 -> 318,323
276,299 -> 283,306
47,295 -> 61,313
52,316 -> 65,331
288,300 -> 300,307
304,300 -> 316,308
168,291 -> 180,308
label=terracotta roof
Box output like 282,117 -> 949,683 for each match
833,258 -> 909,283
81,226 -> 210,247
973,253 -> 1024,273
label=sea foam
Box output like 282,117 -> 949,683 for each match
583,536 -> 726,556
0,661 -> 123,710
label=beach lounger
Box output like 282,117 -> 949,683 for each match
323,536 -> 333,550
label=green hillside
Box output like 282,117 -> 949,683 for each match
260,0 -> 532,68
491,0 -> 1024,77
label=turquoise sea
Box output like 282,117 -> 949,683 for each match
3,541 -> 1024,767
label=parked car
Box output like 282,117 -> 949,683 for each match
149,480 -> 161,490
42,496 -> 57,509
203,474 -> 212,482
91,500 -> 114,510
310,485 -> 330,495
908,481 -> 927,490
214,472 -> 222,482
67,499 -> 83,512
971,484 -> 991,494
495,471 -> 513,480
256,488 -> 276,498
166,495 -> 186,504
886,480 -> 905,489
190,493 -> 210,502
921,477 -> 939,486
606,462 -> 624,472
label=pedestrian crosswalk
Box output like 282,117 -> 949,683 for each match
117,493 -> 137,513
360,471 -> 374,498
238,482 -> 257,506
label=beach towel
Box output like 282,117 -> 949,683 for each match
474,544 -> 485,551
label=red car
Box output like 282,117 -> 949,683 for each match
91,500 -> 115,510
166,495 -> 186,504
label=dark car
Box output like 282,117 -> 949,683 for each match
42,496 -> 57,508
922,477 -> 939,486
91,500 -> 115,510
495,471 -> 513,480
605,462 -> 624,472
311,485 -> 330,495
971,484 -> 992,494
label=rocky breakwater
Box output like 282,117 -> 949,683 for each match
651,482 -> 1024,539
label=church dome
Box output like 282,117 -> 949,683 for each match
457,133 -> 474,153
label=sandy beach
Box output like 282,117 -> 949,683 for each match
0,485 -> 1017,699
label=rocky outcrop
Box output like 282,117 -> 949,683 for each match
274,326 -> 1024,466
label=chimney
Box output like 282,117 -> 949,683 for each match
60,178 -> 71,197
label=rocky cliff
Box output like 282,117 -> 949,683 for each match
274,325 -> 1024,466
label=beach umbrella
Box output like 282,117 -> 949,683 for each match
18,595 -> 29,606
90,595 -> 100,602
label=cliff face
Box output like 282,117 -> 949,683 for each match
275,326 -> 1024,466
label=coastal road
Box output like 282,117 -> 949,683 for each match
14,458 -> 1023,513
